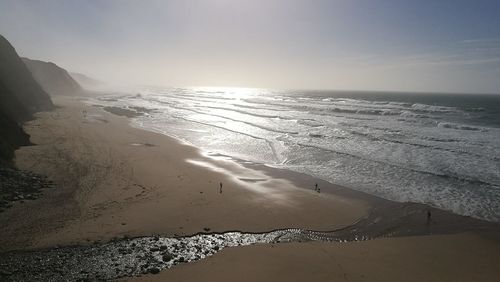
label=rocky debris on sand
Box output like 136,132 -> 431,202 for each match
1,201 -> 496,281
148,267 -> 160,274
102,105 -> 158,119
0,231 -> 288,281
102,106 -> 142,118
0,167 -> 54,213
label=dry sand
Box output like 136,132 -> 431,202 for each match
135,233 -> 500,282
0,96 -> 367,250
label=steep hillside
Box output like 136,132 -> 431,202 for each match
0,35 -> 53,122
23,57 -> 83,96
70,72 -> 104,90
0,35 -> 53,164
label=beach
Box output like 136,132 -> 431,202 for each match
1,1 -> 500,280
0,96 -> 499,281
0,96 -> 368,250
94,88 -> 500,222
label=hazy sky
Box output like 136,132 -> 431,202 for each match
1,0 -> 500,93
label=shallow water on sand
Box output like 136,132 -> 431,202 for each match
2,198 -> 496,281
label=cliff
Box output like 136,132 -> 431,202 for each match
22,57 -> 83,96
70,72 -> 104,90
0,35 -> 54,164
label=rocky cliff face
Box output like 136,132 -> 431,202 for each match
22,57 -> 83,96
0,35 -> 54,164
0,35 -> 54,121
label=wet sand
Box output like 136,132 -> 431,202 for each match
0,96 -> 367,250
135,233 -> 500,282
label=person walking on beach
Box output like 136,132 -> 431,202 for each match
315,183 -> 318,191
219,182 -> 223,194
426,210 -> 432,226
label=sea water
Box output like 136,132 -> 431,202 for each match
91,87 -> 500,222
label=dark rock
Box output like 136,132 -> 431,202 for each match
162,254 -> 173,262
148,267 -> 160,274
0,269 -> 13,276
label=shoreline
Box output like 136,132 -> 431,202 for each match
99,101 -> 500,238
0,96 -> 369,251
96,95 -> 500,224
99,100 -> 498,226
1,95 -> 499,281
2,95 -> 498,246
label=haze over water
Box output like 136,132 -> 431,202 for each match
93,88 -> 500,222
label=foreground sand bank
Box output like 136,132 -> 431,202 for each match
0,96 -> 368,250
135,233 -> 500,282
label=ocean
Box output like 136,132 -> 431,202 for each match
90,87 -> 500,222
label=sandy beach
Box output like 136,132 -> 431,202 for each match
1,96 -> 499,281
0,96 -> 368,250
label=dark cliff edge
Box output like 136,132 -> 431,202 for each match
0,35 -> 55,212
0,34 -> 54,165
22,57 -> 83,96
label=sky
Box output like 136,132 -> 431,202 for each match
1,0 -> 500,94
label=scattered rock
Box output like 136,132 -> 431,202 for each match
0,221 -> 447,281
0,269 -> 13,276
148,267 -> 160,274
162,254 -> 173,262
0,167 -> 54,213
103,106 -> 142,118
